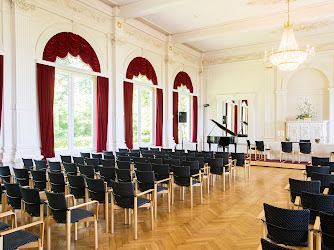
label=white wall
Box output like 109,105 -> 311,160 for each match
0,0 -> 202,165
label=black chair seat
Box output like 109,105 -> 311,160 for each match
55,209 -> 94,224
0,221 -> 10,231
174,179 -> 200,187
115,197 -> 150,209
157,186 -> 168,193
26,203 -> 48,218
4,230 -> 39,250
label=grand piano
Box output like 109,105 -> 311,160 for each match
207,119 -> 248,152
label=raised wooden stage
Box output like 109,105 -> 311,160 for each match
250,158 -> 308,170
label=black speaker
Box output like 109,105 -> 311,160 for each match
178,112 -> 187,123
222,116 -> 227,124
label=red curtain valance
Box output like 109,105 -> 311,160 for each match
43,32 -> 101,73
173,71 -> 193,93
126,57 -> 157,85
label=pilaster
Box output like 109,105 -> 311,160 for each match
264,67 -> 276,141
328,88 -> 334,143
275,89 -> 287,141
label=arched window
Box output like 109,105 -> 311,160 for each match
173,72 -> 198,145
38,32 -> 108,157
124,57 -> 163,149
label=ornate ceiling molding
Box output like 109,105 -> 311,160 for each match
10,0 -> 36,12
270,20 -> 334,34
203,52 -> 263,66
173,47 -> 199,66
246,0 -> 296,6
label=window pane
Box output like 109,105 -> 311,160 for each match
54,73 -> 69,151
133,89 -> 138,144
141,89 -> 152,143
180,95 -> 189,141
73,76 -> 93,149
56,54 -> 93,71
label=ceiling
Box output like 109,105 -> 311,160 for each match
97,0 -> 334,58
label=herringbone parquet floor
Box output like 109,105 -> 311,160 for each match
47,166 -> 302,249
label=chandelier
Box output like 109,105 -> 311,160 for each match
264,0 -> 315,71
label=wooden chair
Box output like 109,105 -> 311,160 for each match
188,157 -> 210,193
45,190 -> 98,250
2,182 -> 23,225
0,211 -> 44,250
207,158 -> 231,192
298,142 -> 313,163
231,153 -> 250,179
314,212 -> 334,250
280,142 -> 294,163
255,141 -> 268,160
259,238 -> 293,250
257,203 -> 314,249
110,180 -> 154,240
246,140 -> 255,158
311,156 -> 329,166
172,166 -> 203,209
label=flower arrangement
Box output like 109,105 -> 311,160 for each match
296,98 -> 317,120
315,138 -> 320,144
286,137 -> 291,142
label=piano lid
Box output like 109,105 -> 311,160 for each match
210,119 -> 237,136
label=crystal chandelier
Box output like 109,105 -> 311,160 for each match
264,0 -> 315,71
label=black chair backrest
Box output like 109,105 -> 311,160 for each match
214,152 -> 229,166
185,152 -> 196,159
116,151 -> 129,157
135,170 -> 155,191
300,140 -> 311,143
312,157 -> 330,166
321,161 -> 334,173
305,165 -> 330,178
246,140 -> 251,149
288,178 -> 320,203
85,158 -> 99,171
164,159 -> 181,170
173,166 -> 191,186
104,154 -> 115,160
45,190 -> 68,223
98,166 -> 116,186
175,149 -> 185,154
80,152 -> 91,158
182,161 -> 199,176
4,182 -> 22,209
0,166 -> 11,183
329,182 -> 334,195
154,151 -> 167,157
187,150 -> 198,154
67,174 -> 86,199
320,212 -> 334,249
263,203 -> 310,247
150,148 -> 160,151
142,153 -> 154,159
301,191 -> 334,224
63,162 -> 78,175
196,153 -> 211,163
101,159 -> 115,167
78,164 -> 95,179
312,173 -> 334,191
130,150 -> 140,158
48,172 -> 65,193
20,186 -> 43,217
92,153 -> 103,159
13,168 -> 30,186
22,158 -> 34,168
135,162 -> 152,172
115,169 -> 132,182
117,161 -> 131,170
30,170 -> 47,191
255,141 -> 264,151
60,155 -> 72,163
48,161 -> 62,172
168,152 -> 180,157
117,156 -> 131,162
152,163 -> 170,181
73,156 -> 85,165
34,160 -> 47,171
260,238 -> 293,250
118,148 -> 128,153
85,177 -> 106,202
188,157 -> 205,168
281,142 -> 293,153
170,155 -> 186,161
231,153 -> 245,166
133,157 -> 147,163
148,158 -> 162,164
299,142 -> 311,154
110,180 -> 135,208
103,151 -> 114,157
162,148 -> 173,152
208,158 -> 224,175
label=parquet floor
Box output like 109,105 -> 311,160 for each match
47,166 -> 302,249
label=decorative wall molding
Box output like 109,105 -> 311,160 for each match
173,47 -> 199,66
123,24 -> 165,51
111,34 -> 126,47
270,20 -> 334,34
10,0 -> 36,12
203,52 -> 263,66
246,0 -> 296,6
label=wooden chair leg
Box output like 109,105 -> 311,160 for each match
316,231 -> 321,250
200,179 -> 203,204
223,168 -> 226,192
47,208 -> 51,250
207,174 -> 210,193
111,203 -> 114,234
74,222 -> 78,241
155,186 -> 158,219
248,165 -> 251,178
151,202 -> 154,230
190,177 -> 193,209
94,216 -> 98,249
134,199 -> 138,240
105,204 -> 108,233
66,218 -> 71,250
168,190 -> 171,214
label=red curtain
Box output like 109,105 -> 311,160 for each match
173,71 -> 193,93
192,96 -> 198,143
126,57 -> 157,85
156,89 -> 163,146
124,81 -> 133,149
173,92 -> 179,144
234,101 -> 238,134
97,77 -> 109,152
37,64 -> 55,158
43,32 -> 101,73
0,56 -> 3,132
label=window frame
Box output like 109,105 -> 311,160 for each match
176,86 -> 192,143
54,67 -> 97,155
